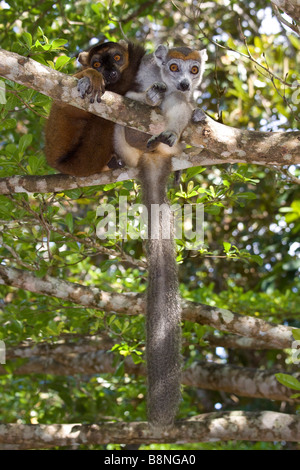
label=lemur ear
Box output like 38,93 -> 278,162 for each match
199,49 -> 208,63
118,39 -> 129,49
154,44 -> 168,65
78,51 -> 89,66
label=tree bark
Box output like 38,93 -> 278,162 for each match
0,170 -> 139,194
0,412 -> 299,448
271,0 -> 300,23
1,349 -> 298,402
203,333 -> 279,349
0,265 -> 296,349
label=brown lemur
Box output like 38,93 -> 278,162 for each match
45,40 -> 207,430
114,44 -> 207,429
45,40 -> 146,175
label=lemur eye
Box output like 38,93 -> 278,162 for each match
93,61 -> 101,68
170,63 -> 179,72
114,54 -> 121,61
191,66 -> 199,74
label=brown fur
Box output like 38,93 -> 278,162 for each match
45,41 -> 145,176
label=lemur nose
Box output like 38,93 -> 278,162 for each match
179,80 -> 190,91
110,71 -> 118,80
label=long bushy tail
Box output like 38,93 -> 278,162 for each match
139,155 -> 182,429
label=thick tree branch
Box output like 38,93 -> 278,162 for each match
6,337 -> 114,360
0,150 -> 215,195
1,349 -> 298,402
0,265 -> 296,349
272,3 -> 300,35
0,169 -> 138,194
182,300 -> 296,350
271,0 -> 300,25
204,333 -> 279,349
0,412 -> 299,447
0,265 -> 144,315
0,47 -> 299,180
183,362 -> 300,402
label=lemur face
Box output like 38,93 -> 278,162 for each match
154,45 -> 207,94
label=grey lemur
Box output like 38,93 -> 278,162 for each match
114,44 -> 207,429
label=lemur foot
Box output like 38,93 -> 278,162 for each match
192,108 -> 206,123
107,154 -> 125,169
78,77 -> 92,99
146,82 -> 167,106
147,130 -> 178,149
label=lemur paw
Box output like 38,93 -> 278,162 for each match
146,82 -> 167,106
192,108 -> 206,123
77,72 -> 105,103
147,130 -> 178,149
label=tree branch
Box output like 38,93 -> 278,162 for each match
182,300 -> 296,350
272,3 -> 300,35
0,167 -> 141,195
0,265 -> 296,349
183,362 -> 300,402
0,47 -> 299,181
204,333 -> 278,349
271,0 -> 300,25
0,412 -> 299,447
2,348 -> 298,402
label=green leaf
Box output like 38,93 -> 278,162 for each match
236,192 -> 257,200
223,242 -> 232,252
91,3 -> 101,15
293,329 -> 300,341
254,36 -> 263,50
288,35 -> 300,50
227,37 -> 236,50
65,213 -> 74,232
19,134 -> 33,154
131,354 -> 144,364
22,32 -> 32,49
35,266 -> 49,278
37,26 -> 45,37
103,183 -> 118,191
185,166 -> 206,180
115,360 -> 125,377
249,254 -> 263,266
0,118 -> 17,131
51,39 -> 68,49
27,155 -> 44,175
205,205 -> 221,215
54,55 -> 72,70
34,39 -> 43,49
5,143 -> 18,156
275,373 -> 300,391
63,189 -> 82,199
